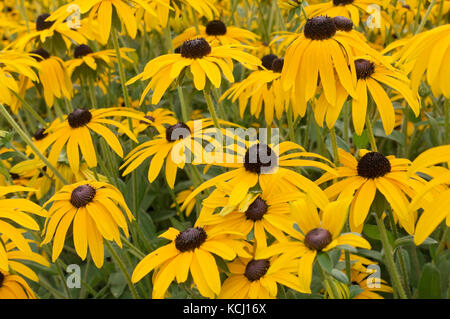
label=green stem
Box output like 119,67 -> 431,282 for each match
365,115 -> 378,152
104,240 -> 140,299
415,0 -> 436,34
329,127 -> 340,166
435,227 -> 449,257
0,103 -> 69,185
374,213 -> 408,299
287,105 -> 296,142
203,89 -> 221,130
177,86 -> 189,123
111,28 -> 131,110
11,90 -> 47,127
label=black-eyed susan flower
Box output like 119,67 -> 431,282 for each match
220,55 -> 292,125
40,107 -> 146,173
0,270 -> 36,299
257,197 -> 371,293
397,23 -> 450,99
0,50 -> 39,111
171,186 -> 196,217
198,180 -> 303,248
121,108 -> 178,136
29,48 -> 73,108
127,38 -> 262,105
11,13 -> 88,51
172,20 -> 258,48
316,148 -> 418,234
0,186 -> 46,271
121,119 -> 215,188
219,247 -> 303,299
131,226 -> 251,298
315,56 -> 420,135
350,268 -> 393,299
41,181 -> 134,268
180,140 -> 336,211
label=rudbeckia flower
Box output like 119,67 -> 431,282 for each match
0,186 -> 46,272
39,107 -> 146,173
171,186 -> 196,217
257,197 -> 371,293
350,268 -> 393,299
66,44 -> 134,79
120,108 -> 178,136
219,248 -> 303,299
180,140 -> 335,211
127,38 -> 262,105
198,180 -> 303,248
172,19 -> 258,48
316,148 -> 418,234
131,226 -> 251,298
0,270 -> 36,299
41,181 -> 134,268
121,118 -> 216,188
11,13 -> 87,51
397,23 -> 450,98
0,50 -> 39,110
220,55 -> 292,125
314,56 -> 420,135
29,48 -> 73,108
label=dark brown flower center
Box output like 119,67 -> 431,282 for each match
304,16 -> 337,40
357,151 -> 391,179
165,122 -> 191,142
261,54 -> 278,70
243,143 -> 278,174
180,38 -> 211,59
68,108 -> 93,128
0,272 -> 4,287
33,128 -> 48,140
402,4 -> 411,9
70,184 -> 96,208
304,227 -> 332,251
205,20 -> 227,36
333,0 -> 354,5
74,44 -> 93,58
174,227 -> 207,252
333,16 -> 353,32
36,13 -> 55,31
244,259 -> 270,281
271,58 -> 284,73
30,48 -> 50,61
355,59 -> 375,80
140,115 -> 155,124
245,197 -> 268,221
10,173 -> 20,180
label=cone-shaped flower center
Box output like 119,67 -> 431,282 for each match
33,128 -> 48,140
205,20 -> 227,36
68,108 -> 93,128
74,44 -> 94,58
10,173 -> 20,180
271,58 -> 284,73
175,227 -> 207,252
165,122 -> 191,142
355,59 -> 375,80
244,259 -> 270,281
304,227 -> 332,251
304,16 -> 337,40
261,54 -> 278,70
36,13 -> 55,31
30,48 -> 50,61
70,184 -> 96,208
0,272 -> 4,287
333,16 -> 353,31
245,197 -> 268,221
244,144 -> 278,174
357,151 -> 391,179
333,0 -> 354,5
180,38 -> 212,59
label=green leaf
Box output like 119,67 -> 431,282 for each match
349,285 -> 364,299
353,130 -> 369,149
418,263 -> 442,299
317,252 -> 333,274
394,235 -> 438,248
331,269 -> 350,284
363,224 -> 395,244
108,272 -> 127,298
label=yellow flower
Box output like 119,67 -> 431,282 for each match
317,149 -> 418,234
40,107 -> 146,173
0,270 -> 36,299
131,226 -> 251,298
350,269 -> 393,299
257,197 -> 371,293
127,38 -> 262,105
172,20 -> 258,48
314,56 -> 420,135
41,181 -> 134,268
121,108 -> 178,136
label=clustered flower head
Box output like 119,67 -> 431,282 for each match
0,0 -> 448,301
